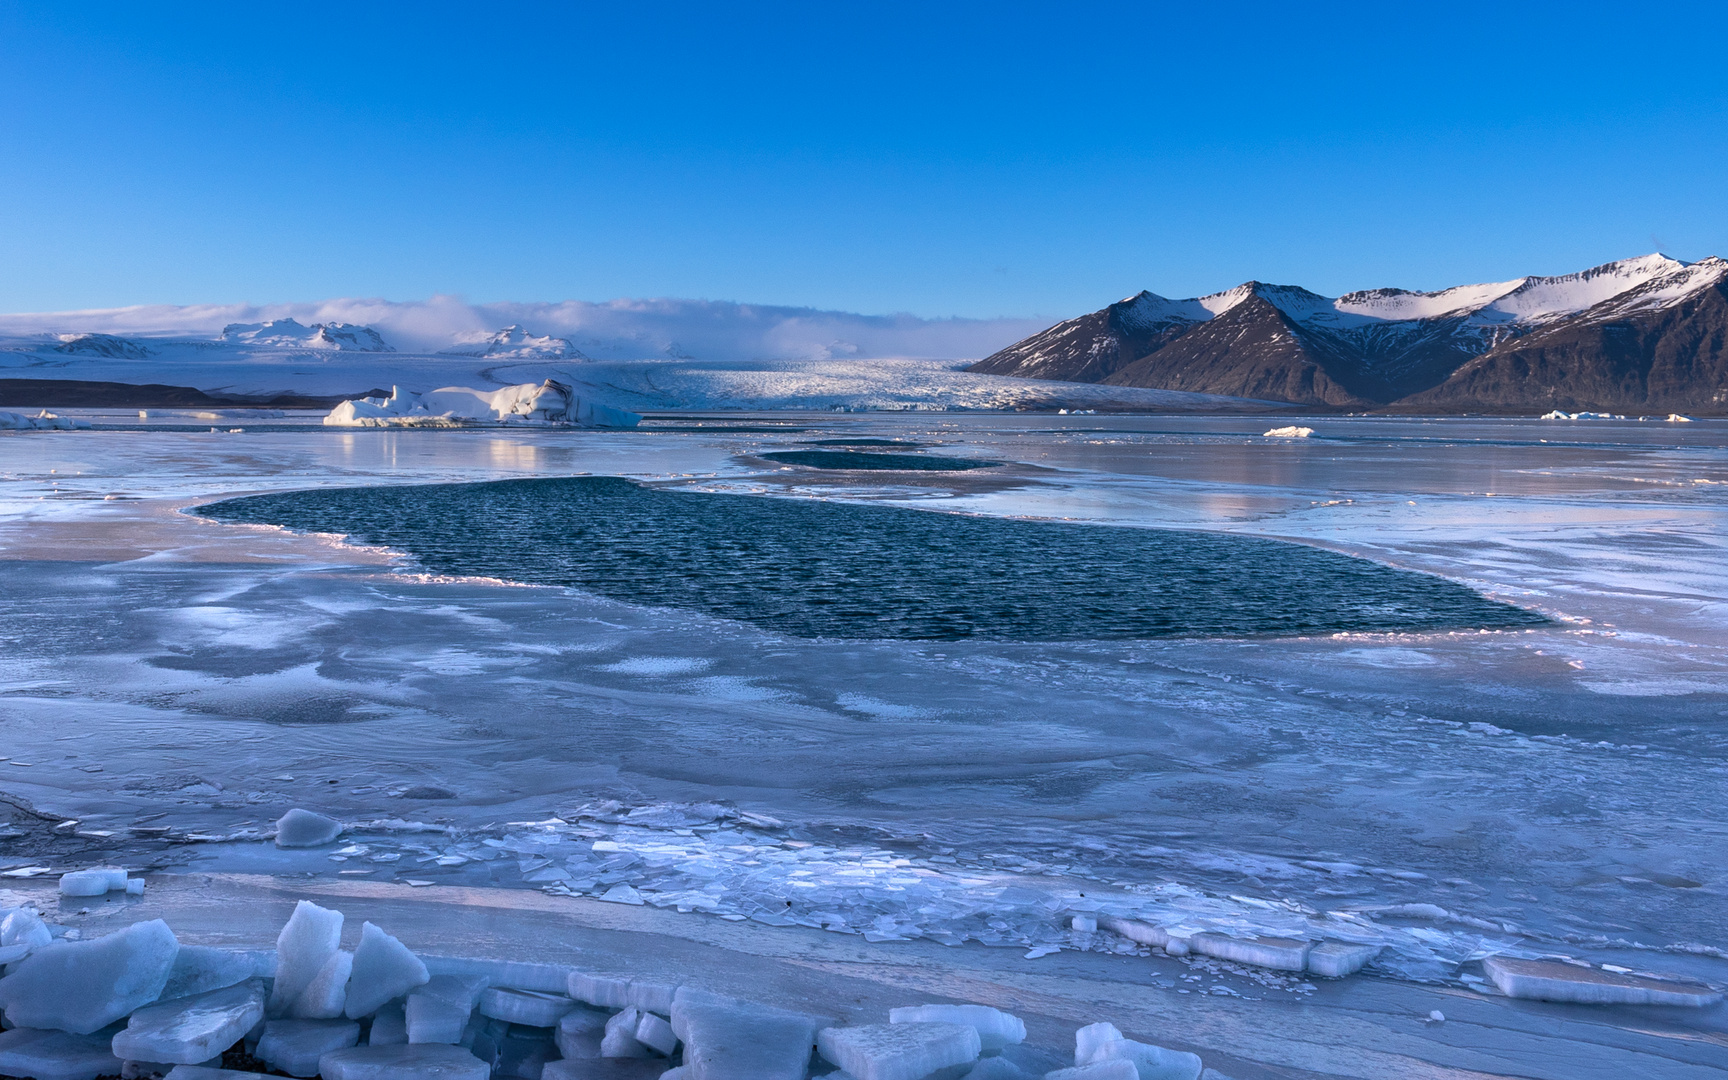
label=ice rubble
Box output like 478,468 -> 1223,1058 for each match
0,409 -> 91,431
322,380 -> 641,428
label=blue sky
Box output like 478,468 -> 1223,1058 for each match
2,1 -> 1725,318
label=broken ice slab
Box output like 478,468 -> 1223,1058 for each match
0,918 -> 179,1034
1481,956 -> 1724,1006
269,900 -> 343,1017
319,1042 -> 491,1079
1305,941 -> 1381,978
671,990 -> 826,1080
556,1006 -> 610,1059
409,974 -> 491,1044
59,867 -> 129,896
568,971 -> 632,1009
543,1059 -> 671,1079
1188,933 -> 1311,972
111,979 -> 266,1065
2,906 -> 54,951
345,922 -> 429,1019
369,1000 -> 408,1045
294,948 -> 354,1019
1087,1038 -> 1203,1080
626,979 -> 679,1015
1073,1023 -> 1123,1067
601,1006 -> 652,1058
1047,1064 -> 1138,1080
817,1022 -> 982,1080
159,946 -> 272,1002
0,1028 -> 124,1080
425,954 -> 573,993
275,808 -> 344,849
888,1005 -> 1025,1051
478,986 -> 579,1026
256,1018 -> 361,1077
634,1010 -> 678,1055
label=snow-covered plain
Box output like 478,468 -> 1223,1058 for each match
2,414 -> 1726,1015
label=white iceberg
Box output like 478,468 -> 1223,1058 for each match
323,380 -> 640,428
1261,426 -> 1314,438
0,409 -> 92,431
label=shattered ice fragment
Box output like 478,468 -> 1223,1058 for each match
1070,916 -> 1097,933
543,1058 -> 669,1079
0,1028 -> 125,1080
602,1006 -> 652,1057
568,972 -> 631,1009
160,945 -> 271,1002
1188,933 -> 1310,972
345,922 -> 429,1018
889,1005 -> 1025,1051
817,1022 -> 981,1080
369,1000 -> 408,1045
1074,1023 -> 1123,1067
165,1068 -> 278,1080
478,986 -> 578,1027
634,1010 -> 678,1055
113,979 -> 267,1064
671,990 -> 826,1080
625,979 -> 679,1015
275,808 -> 344,849
257,1019 -> 361,1077
319,1042 -> 491,1079
556,1006 -> 610,1059
1087,1038 -> 1203,1080
408,974 -> 490,1044
59,867 -> 128,896
294,949 -> 354,1019
0,918 -> 179,1034
269,900 -> 344,1017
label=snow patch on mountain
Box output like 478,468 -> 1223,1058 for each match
440,325 -> 586,359
220,318 -> 395,352
51,333 -> 155,359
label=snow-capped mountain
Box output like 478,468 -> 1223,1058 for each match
219,318 -> 394,352
972,255 -> 1728,411
439,325 -> 587,360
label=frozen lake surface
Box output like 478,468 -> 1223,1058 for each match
1,413 -> 1726,996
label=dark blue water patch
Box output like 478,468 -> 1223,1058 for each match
760,450 -> 1000,471
804,439 -> 928,449
198,477 -> 1547,642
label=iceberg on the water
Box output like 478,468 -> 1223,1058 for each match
324,380 -> 640,428
1262,425 -> 1314,438
0,410 -> 91,431
1540,410 -> 1625,420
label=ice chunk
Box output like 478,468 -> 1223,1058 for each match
0,919 -> 179,1034
369,1000 -> 408,1045
962,1058 -> 1035,1080
275,808 -> 343,848
889,1005 -> 1025,1051
542,1060 -> 670,1079
817,1023 -> 981,1080
345,922 -> 429,1018
159,946 -> 270,1002
601,1007 -> 651,1058
1481,956 -> 1723,1006
1087,1038 -> 1203,1080
0,1028 -> 124,1080
1187,934 -> 1310,972
127,879 -> 147,896
671,991 -> 825,1080
409,975 -> 491,1044
569,972 -> 632,1009
269,900 -> 343,1017
1096,918 -> 1171,950
1,907 -> 53,955
59,867 -> 128,897
319,1042 -> 491,1079
634,1011 -> 677,1056
479,986 -> 579,1027
1305,941 -> 1381,978
1261,426 -> 1314,438
165,1068 -> 278,1079
256,1018 -> 360,1077
1070,916 -> 1097,934
556,1006 -> 610,1059
1047,1064 -> 1138,1080
294,949 -> 353,1019
112,979 -> 267,1064
1073,1023 -> 1122,1067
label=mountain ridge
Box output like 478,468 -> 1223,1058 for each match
971,255 -> 1728,412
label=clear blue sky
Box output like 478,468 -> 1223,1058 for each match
2,1 -> 1725,318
